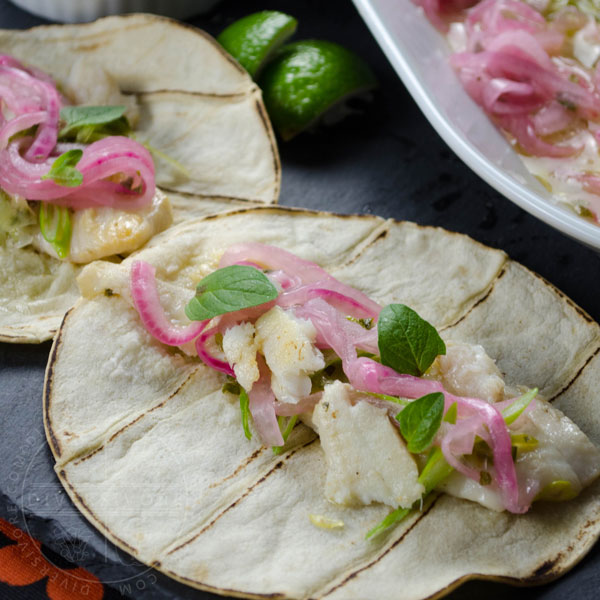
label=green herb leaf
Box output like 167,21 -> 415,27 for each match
377,304 -> 446,376
239,387 -> 252,441
39,203 -> 72,259
502,388 -> 538,425
397,392 -> 444,454
41,149 -> 83,187
59,105 -> 128,140
185,265 -> 278,321
365,506 -> 411,539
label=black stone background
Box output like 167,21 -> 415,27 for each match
1,0 -> 599,598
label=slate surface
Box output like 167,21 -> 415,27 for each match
0,0 -> 599,598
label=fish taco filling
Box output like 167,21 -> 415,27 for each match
0,53 -> 172,264
124,242 -> 600,538
415,0 -> 600,223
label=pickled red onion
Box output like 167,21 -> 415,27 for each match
267,269 -> 301,290
0,136 -> 155,210
427,0 -> 600,160
277,285 -> 377,319
275,392 -> 322,416
0,54 -> 155,210
130,260 -> 205,346
219,243 -> 382,318
249,356 -> 284,446
0,110 -> 46,150
0,64 -> 61,161
194,324 -> 235,377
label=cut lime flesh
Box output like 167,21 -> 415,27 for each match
217,11 -> 298,78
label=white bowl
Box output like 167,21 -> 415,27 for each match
9,0 -> 221,23
352,0 -> 600,250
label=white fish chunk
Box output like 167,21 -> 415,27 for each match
313,381 -> 424,509
222,322 -> 259,391
427,340 -> 505,403
439,398 -> 600,510
34,189 -> 172,263
255,306 -> 324,404
513,399 -> 600,499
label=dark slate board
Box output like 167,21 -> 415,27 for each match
1,0 -> 599,598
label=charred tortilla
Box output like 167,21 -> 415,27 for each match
0,14 -> 279,343
44,206 -> 600,599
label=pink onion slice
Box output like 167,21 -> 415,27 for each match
219,243 -> 382,318
532,101 -> 575,136
249,356 -> 284,446
441,427 -> 481,481
441,0 -> 600,160
0,54 -> 155,211
277,285 -> 377,319
295,298 -> 360,365
0,110 -> 46,150
195,324 -> 235,377
498,115 -> 581,158
268,269 -> 301,291
275,392 -> 322,416
0,136 -> 155,210
130,260 -> 205,346
0,64 -> 62,161
0,54 -> 56,84
578,173 -> 600,196
23,78 -> 61,161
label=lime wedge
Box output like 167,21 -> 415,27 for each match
258,40 -> 377,140
217,11 -> 298,78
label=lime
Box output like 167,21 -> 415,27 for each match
217,11 -> 298,78
258,40 -> 377,140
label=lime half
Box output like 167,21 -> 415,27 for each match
258,40 -> 377,141
217,11 -> 298,78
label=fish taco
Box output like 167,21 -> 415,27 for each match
44,206 -> 600,599
0,14 -> 279,343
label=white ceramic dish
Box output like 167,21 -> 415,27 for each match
9,0 -> 221,23
352,0 -> 600,250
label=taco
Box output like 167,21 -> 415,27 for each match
0,14 -> 279,344
44,206 -> 600,600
